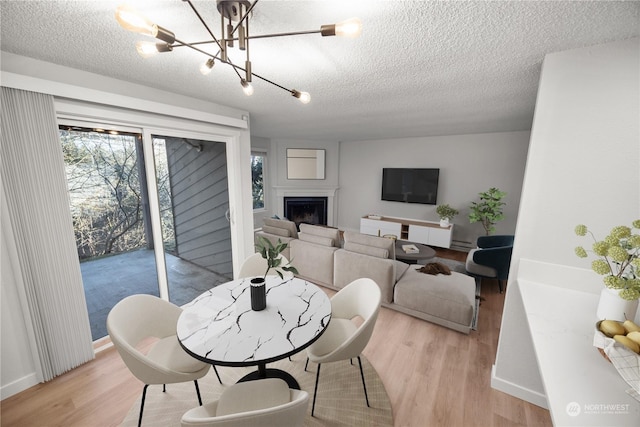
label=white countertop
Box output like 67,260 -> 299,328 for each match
520,280 -> 640,426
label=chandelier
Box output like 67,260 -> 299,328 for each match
115,1 -> 362,104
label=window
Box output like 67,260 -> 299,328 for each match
251,152 -> 266,210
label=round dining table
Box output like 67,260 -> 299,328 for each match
177,275 -> 332,389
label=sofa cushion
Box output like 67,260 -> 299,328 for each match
299,232 -> 334,247
299,224 -> 341,247
262,224 -> 291,238
334,249 -> 395,303
263,218 -> 298,239
395,260 -> 410,282
344,241 -> 388,259
290,239 -> 338,286
394,269 -> 475,327
343,231 -> 395,259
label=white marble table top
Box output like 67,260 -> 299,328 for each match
177,276 -> 332,366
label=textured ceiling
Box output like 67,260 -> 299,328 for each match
1,1 -> 638,142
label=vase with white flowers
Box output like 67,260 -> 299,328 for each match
575,221 -> 640,321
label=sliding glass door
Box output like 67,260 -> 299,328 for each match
59,122 -> 235,340
150,133 -> 233,307
59,124 -> 159,341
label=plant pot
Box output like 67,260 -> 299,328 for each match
596,287 -> 639,322
250,277 -> 267,311
439,218 -> 450,227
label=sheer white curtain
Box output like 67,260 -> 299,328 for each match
1,87 -> 94,381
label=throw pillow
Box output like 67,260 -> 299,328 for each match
261,224 -> 291,237
298,232 -> 334,247
417,262 -> 452,276
344,241 -> 389,259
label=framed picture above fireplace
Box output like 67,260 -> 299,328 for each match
286,149 -> 325,180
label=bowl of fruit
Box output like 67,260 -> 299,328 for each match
594,319 -> 640,400
596,319 -> 640,354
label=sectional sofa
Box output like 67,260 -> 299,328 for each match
255,219 -> 476,334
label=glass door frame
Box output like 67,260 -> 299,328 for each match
56,101 -> 254,303
142,127 -> 237,300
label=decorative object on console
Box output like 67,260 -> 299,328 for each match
115,1 -> 361,102
252,236 -> 298,311
436,204 -> 459,227
468,187 -> 506,235
574,221 -> 640,321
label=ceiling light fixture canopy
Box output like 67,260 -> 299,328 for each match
115,1 -> 362,103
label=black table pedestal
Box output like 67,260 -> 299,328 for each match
237,363 -> 300,389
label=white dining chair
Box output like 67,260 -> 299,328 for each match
238,252 -> 291,278
107,294 -> 220,427
305,277 -> 382,416
180,378 -> 309,427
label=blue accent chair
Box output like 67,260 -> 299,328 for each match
465,235 -> 514,293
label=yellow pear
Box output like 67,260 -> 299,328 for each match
613,335 -> 640,354
599,320 -> 625,337
626,331 -> 640,346
623,319 -> 640,334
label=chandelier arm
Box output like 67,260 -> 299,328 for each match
171,29 -> 323,49
184,0 -> 226,54
174,37 -> 243,80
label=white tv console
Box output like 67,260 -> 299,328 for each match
360,215 -> 453,248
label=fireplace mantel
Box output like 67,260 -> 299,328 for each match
274,187 -> 339,227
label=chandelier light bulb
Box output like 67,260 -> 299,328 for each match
200,58 -> 215,75
115,4 -> 175,43
135,41 -> 172,58
292,90 -> 311,104
334,17 -> 362,38
135,41 -> 159,58
241,79 -> 254,96
115,4 -> 155,36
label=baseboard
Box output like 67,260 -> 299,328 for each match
490,365 -> 549,410
1,372 -> 39,400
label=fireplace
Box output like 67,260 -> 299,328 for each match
284,197 -> 328,229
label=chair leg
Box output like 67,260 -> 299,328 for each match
311,363 -> 321,417
194,380 -> 203,406
304,357 -> 309,372
138,384 -> 149,427
162,384 -> 166,393
357,356 -> 370,408
499,280 -> 505,293
213,366 -> 222,384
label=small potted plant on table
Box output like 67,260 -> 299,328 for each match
252,236 -> 298,310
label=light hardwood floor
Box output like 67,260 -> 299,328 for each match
1,249 -> 553,426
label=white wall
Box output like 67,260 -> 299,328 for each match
337,131 -> 530,247
493,38 -> 639,406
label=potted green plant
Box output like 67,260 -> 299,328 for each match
468,187 -> 507,235
436,204 -> 459,227
574,221 -> 640,321
252,236 -> 298,310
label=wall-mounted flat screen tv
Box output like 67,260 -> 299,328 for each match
381,168 -> 439,205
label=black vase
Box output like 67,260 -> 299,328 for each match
250,277 -> 267,311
